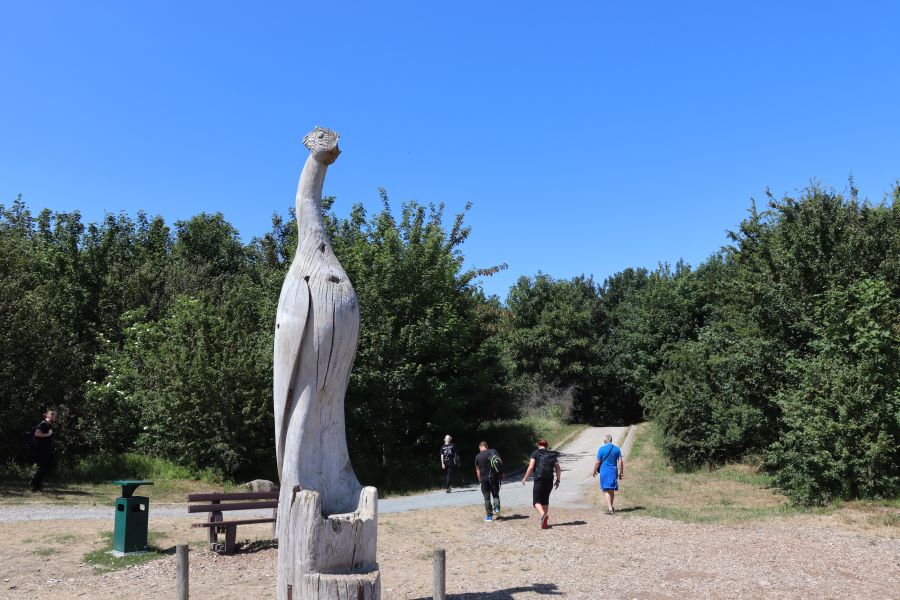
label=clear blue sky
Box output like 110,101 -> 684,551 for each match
3,1 -> 899,299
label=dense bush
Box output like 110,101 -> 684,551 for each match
767,279 -> 900,504
644,184 -> 900,503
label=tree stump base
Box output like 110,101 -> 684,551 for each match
278,486 -> 379,600
295,572 -> 380,599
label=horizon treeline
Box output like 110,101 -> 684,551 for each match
2,182 -> 898,504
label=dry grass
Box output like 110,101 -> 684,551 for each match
615,423 -> 802,523
613,423 -> 900,537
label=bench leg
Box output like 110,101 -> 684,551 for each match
208,511 -> 223,550
224,525 -> 237,554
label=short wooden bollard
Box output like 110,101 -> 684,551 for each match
433,548 -> 446,600
176,544 -> 189,600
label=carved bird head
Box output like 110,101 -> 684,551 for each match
302,126 -> 341,164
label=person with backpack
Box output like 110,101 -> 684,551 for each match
592,432 -> 624,514
440,435 -> 460,493
474,441 -> 504,522
521,439 -> 560,529
29,410 -> 57,493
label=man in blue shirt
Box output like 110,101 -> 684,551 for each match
591,433 -> 624,514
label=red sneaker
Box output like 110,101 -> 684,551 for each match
540,515 -> 549,529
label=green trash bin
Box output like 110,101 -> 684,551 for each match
111,480 -> 153,556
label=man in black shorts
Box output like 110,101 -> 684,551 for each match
474,441 -> 503,522
521,439 -> 560,529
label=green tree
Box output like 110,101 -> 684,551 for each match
500,273 -> 603,421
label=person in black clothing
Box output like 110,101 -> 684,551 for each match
440,435 -> 458,493
475,441 -> 503,522
30,410 -> 57,493
521,438 -> 561,529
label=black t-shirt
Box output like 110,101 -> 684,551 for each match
441,443 -> 457,465
35,420 -> 53,453
475,449 -> 499,480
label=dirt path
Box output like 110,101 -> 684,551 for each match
2,502 -> 897,599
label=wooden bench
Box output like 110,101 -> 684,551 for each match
188,491 -> 278,554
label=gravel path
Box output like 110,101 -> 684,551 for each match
0,426 -> 631,523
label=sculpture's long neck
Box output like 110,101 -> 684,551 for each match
296,154 -> 328,239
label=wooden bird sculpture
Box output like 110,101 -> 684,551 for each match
273,127 -> 379,599
274,125 -> 362,514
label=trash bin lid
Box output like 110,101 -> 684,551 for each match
112,480 -> 154,498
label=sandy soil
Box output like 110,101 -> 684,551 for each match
1,500 -> 898,600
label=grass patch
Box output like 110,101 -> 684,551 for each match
34,547 -> 59,556
83,530 -> 170,574
1,452 -> 236,505
616,423 -> 899,534
826,500 -> 900,537
617,423 -> 801,524
62,452 -> 221,485
1,471 -> 244,506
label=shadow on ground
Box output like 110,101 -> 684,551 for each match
496,513 -> 528,521
239,539 -> 278,553
551,520 -> 586,527
413,582 -> 562,599
0,483 -> 93,498
40,488 -> 93,497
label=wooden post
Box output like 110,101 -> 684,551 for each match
176,544 -> 189,600
433,548 -> 446,600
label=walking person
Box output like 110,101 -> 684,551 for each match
440,435 -> 459,493
475,441 -> 503,522
592,433 -> 624,514
29,410 -> 57,493
521,439 -> 560,529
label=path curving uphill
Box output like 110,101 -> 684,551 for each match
379,425 -> 630,514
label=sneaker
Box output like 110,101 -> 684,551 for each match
484,515 -> 493,522
446,488 -> 451,493
540,515 -> 549,529
493,500 -> 500,515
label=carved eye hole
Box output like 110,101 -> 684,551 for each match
317,131 -> 325,139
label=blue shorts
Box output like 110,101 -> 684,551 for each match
599,465 -> 618,491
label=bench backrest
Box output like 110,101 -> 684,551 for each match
187,491 -> 278,513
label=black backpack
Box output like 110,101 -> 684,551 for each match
489,452 -> 503,477
535,449 -> 559,481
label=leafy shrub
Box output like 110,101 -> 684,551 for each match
647,326 -> 782,469
767,279 -> 900,504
